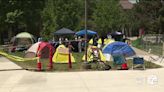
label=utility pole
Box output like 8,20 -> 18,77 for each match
163,42 -> 164,56
84,0 -> 88,62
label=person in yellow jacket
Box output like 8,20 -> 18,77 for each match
97,38 -> 102,49
82,45 -> 106,62
89,35 -> 102,49
104,37 -> 115,45
89,38 -> 93,45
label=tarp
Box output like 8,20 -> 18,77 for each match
102,42 -> 135,61
75,30 -> 97,36
54,28 -> 75,35
25,42 -> 55,58
0,51 -> 38,62
52,45 -> 75,63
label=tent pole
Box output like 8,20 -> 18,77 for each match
161,42 -> 164,63
84,0 -> 88,62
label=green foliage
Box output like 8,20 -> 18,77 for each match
133,0 -> 162,34
41,0 -> 83,40
5,10 -> 23,24
92,0 -> 123,36
41,0 -> 57,40
0,0 -> 44,38
0,0 -> 164,43
132,38 -> 142,47
54,0 -> 83,30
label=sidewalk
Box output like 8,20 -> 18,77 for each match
0,56 -> 22,71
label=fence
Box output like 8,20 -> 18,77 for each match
140,34 -> 164,56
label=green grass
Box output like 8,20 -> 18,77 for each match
132,38 -> 162,55
1,51 -> 162,72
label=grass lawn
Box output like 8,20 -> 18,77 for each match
2,51 -> 161,72
132,38 -> 162,55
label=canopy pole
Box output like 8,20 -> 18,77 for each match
161,42 -> 164,63
84,0 -> 88,62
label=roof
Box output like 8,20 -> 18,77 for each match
120,0 -> 134,9
54,28 -> 75,35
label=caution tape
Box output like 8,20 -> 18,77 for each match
0,51 -> 38,62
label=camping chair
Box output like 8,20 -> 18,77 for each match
132,57 -> 145,70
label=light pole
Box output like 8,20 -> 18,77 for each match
84,0 -> 87,62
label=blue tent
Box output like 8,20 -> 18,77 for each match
102,42 -> 135,57
75,30 -> 97,36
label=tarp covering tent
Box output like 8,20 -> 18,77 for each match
52,44 -> 75,63
54,28 -> 75,35
102,42 -> 135,61
14,32 -> 35,45
75,30 -> 97,36
25,42 -> 55,58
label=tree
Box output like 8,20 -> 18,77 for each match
159,2 -> 164,34
54,0 -> 83,30
41,0 -> 83,40
0,0 -> 44,44
41,0 -> 57,40
92,0 -> 123,36
133,0 -> 162,34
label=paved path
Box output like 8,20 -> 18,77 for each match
133,47 -> 164,66
0,48 -> 164,92
0,56 -> 22,71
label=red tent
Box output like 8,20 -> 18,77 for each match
25,42 -> 55,70
25,42 -> 55,58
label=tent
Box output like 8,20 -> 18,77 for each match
52,44 -> 75,63
14,32 -> 35,45
102,42 -> 135,61
12,32 -> 35,51
54,28 -> 75,35
24,42 -> 55,58
75,30 -> 97,36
